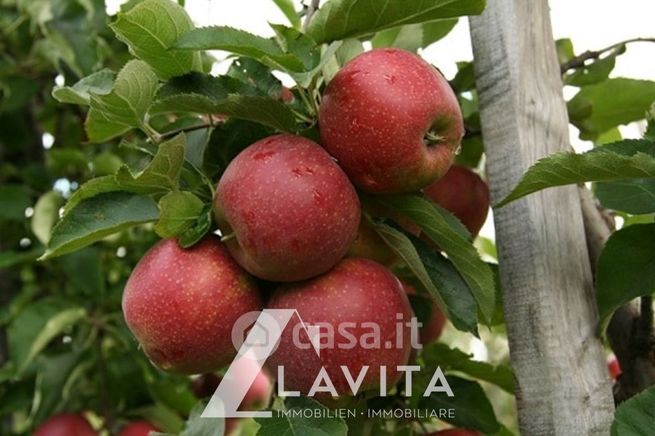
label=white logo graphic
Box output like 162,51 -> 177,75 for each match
202,309 -> 320,418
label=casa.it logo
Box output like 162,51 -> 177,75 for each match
201,310 -> 454,419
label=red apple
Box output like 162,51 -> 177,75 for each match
430,429 -> 482,436
280,87 -> 294,103
402,281 -> 446,345
118,421 -> 160,436
34,413 -> 96,436
424,165 -> 490,237
215,134 -> 360,282
191,360 -> 272,410
266,258 -> 414,398
319,48 -> 464,193
191,359 -> 272,436
608,355 -> 622,380
229,355 -> 274,410
191,373 -> 222,399
122,237 -> 262,374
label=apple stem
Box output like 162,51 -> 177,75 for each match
220,232 -> 236,242
424,131 -> 445,147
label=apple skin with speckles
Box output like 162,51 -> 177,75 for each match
34,413 -> 97,436
118,421 -> 160,436
319,48 -> 464,194
424,165 -> 490,237
122,237 -> 262,374
215,134 -> 360,282
265,258 -> 414,399
402,281 -> 446,345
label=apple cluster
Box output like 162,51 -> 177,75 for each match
120,48 -> 490,416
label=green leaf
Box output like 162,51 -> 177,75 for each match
422,343 -> 514,394
373,221 -> 478,334
40,0 -> 103,77
174,26 -> 307,72
204,119 -> 273,178
31,191 -> 65,245
58,247 -> 106,296
41,192 -> 159,259
450,61 -> 475,93
226,57 -> 283,98
270,24 -> 320,71
272,0 -> 301,29
418,375 -> 500,434
564,46 -> 624,87
455,136 -> 484,168
646,103 -> 655,141
0,185 -> 30,221
115,133 -> 186,193
335,39 -> 364,66
52,69 -> 115,105
177,207 -> 212,248
410,235 -> 479,335
306,0 -> 484,44
555,38 -> 575,64
568,78 -> 655,140
0,249 -> 43,270
30,350 -> 84,425
155,191 -> 205,238
611,385 -> 655,436
376,194 -> 495,322
372,19 -> 458,52
255,397 -> 347,436
7,298 -> 86,376
151,74 -> 297,132
497,139 -> 655,207
110,0 -> 201,80
373,223 -> 449,311
62,176 -> 122,215
151,72 -> 256,114
596,223 -> 655,323
0,76 -> 40,112
180,402 -> 223,436
289,41 -> 342,88
86,60 -> 159,143
594,178 -> 655,214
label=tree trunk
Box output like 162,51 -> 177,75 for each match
468,1 -> 615,434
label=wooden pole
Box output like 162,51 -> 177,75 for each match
469,1 -> 615,434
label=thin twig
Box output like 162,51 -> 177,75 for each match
561,37 -> 655,73
160,123 -> 213,140
303,0 -> 320,32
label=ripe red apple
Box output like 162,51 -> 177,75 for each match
402,282 -> 446,345
424,165 -> 490,237
430,429 -> 482,436
608,355 -> 622,380
266,258 -> 414,398
319,48 -> 464,194
280,86 -> 294,103
191,373 -> 222,399
191,358 -> 272,435
122,237 -> 262,374
191,360 -> 272,410
215,134 -> 360,282
118,421 -> 160,436
34,413 -> 96,436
